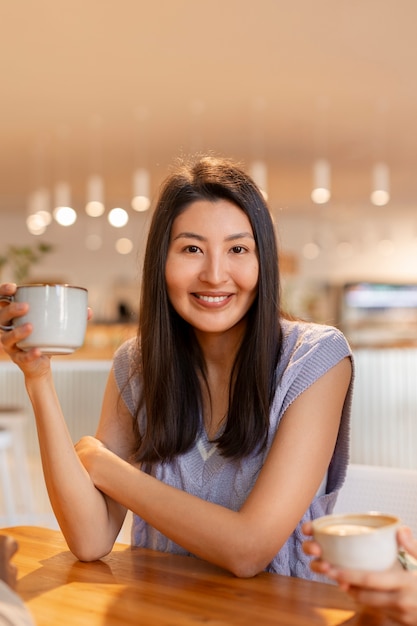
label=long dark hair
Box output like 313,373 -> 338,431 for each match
133,155 -> 282,462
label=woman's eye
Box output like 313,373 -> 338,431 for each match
184,245 -> 201,254
231,245 -> 246,254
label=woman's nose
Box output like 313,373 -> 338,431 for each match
199,253 -> 227,284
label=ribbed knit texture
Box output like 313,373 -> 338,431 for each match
113,318 -> 353,580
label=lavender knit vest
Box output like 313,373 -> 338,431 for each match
113,318 -> 353,580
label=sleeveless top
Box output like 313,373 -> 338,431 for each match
113,318 -> 354,580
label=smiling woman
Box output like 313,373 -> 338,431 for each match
165,199 -> 259,339
0,155 -> 353,580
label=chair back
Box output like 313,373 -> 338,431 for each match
334,463 -> 417,537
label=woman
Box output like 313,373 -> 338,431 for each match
0,156 -> 353,579
303,522 -> 417,625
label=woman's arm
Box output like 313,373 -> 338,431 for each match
79,356 -> 352,576
0,283 -> 133,560
26,369 -> 134,560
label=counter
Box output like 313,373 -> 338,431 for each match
0,323 -> 137,361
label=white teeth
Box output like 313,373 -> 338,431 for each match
197,294 -> 228,303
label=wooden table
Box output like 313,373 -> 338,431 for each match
2,526 -> 396,625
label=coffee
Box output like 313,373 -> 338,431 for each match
311,512 -> 400,571
320,523 -> 373,536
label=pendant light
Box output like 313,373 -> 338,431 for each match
311,158 -> 331,204
85,116 -> 105,217
371,162 -> 390,206
371,100 -> 390,207
131,107 -> 151,212
250,97 -> 268,200
311,99 -> 331,205
53,126 -> 76,226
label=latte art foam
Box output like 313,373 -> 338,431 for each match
320,523 -> 374,536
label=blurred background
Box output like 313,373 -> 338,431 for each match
1,2 -> 417,529
1,0 -> 417,348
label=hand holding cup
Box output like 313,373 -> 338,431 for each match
311,512 -> 400,571
0,283 -> 88,355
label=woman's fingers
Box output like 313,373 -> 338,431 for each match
0,283 -> 17,296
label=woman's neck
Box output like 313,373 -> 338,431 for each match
194,321 -> 245,372
194,321 -> 247,439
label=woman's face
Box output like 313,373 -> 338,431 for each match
165,199 -> 259,338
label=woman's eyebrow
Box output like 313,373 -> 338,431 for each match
225,232 -> 255,242
172,232 -> 206,241
172,231 -> 254,242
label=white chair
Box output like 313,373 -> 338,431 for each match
0,427 -> 18,525
334,463 -> 417,537
0,406 -> 36,524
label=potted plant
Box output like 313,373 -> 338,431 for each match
0,243 -> 54,283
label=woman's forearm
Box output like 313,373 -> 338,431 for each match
25,372 -> 120,560
87,446 -> 277,577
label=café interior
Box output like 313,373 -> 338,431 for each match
1,2 -> 417,623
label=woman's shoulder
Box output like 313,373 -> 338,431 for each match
280,317 -> 349,344
114,336 -> 138,359
279,317 -> 352,366
113,336 -> 141,376
112,337 -> 142,409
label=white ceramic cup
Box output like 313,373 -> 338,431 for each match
0,284 -> 88,355
312,511 -> 400,571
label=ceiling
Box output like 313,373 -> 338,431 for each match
1,0 -> 417,220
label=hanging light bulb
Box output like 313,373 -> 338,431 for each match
86,174 -> 105,217
26,187 -> 52,234
52,125 -> 76,226
131,168 -> 151,212
131,107 -> 151,212
108,207 -> 129,228
371,162 -> 390,206
311,159 -> 331,204
115,237 -> 134,254
54,206 -> 77,226
53,181 -> 77,226
249,160 -> 268,200
26,213 -> 47,236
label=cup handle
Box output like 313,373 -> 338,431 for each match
0,295 -> 14,331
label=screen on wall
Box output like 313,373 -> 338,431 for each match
340,282 -> 417,346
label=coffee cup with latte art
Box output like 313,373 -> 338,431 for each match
312,511 -> 400,571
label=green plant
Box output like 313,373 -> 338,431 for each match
0,243 -> 54,283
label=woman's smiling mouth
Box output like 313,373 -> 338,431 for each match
194,294 -> 230,304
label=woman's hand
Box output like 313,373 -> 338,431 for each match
398,526 -> 417,562
302,521 -> 417,625
301,521 -> 335,576
0,282 -> 93,379
0,282 -> 51,378
75,436 -> 110,482
335,550 -> 417,626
